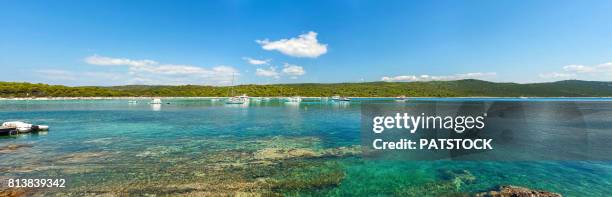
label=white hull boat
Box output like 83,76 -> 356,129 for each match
226,94 -> 250,104
286,96 -> 302,103
338,97 -> 351,102
150,98 -> 163,104
2,121 -> 49,134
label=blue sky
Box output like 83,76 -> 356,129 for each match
1,0 -> 611,86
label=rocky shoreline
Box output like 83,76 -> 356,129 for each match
0,139 -> 565,196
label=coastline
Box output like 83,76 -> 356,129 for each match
1,96 -> 612,100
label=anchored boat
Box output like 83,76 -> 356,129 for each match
150,98 -> 163,104
1,121 -> 49,135
225,72 -> 249,105
331,95 -> 350,102
226,94 -> 250,104
286,96 -> 302,103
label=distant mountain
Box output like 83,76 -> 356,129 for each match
1,80 -> 611,97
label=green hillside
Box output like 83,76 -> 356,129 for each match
1,80 -> 611,97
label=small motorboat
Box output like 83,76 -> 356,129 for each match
331,95 -> 341,101
3,121 -> 32,133
395,95 -> 407,101
2,121 -> 49,134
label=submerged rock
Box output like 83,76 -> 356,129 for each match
83,137 -> 116,145
320,145 -> 362,157
394,169 -> 476,196
0,144 -> 33,154
439,169 -> 476,191
393,181 -> 469,197
253,145 -> 361,160
476,185 -> 562,197
56,151 -> 111,163
136,146 -> 182,157
8,136 -> 357,196
265,161 -> 346,192
254,148 -> 319,160
0,188 -> 27,197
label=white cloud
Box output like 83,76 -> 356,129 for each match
256,31 -> 328,58
599,62 -> 612,69
243,57 -> 270,65
255,67 -> 280,78
83,55 -> 238,85
538,72 -> 576,79
282,63 -> 306,77
85,55 -> 157,67
540,62 -> 612,81
563,65 -> 594,73
381,72 -> 497,82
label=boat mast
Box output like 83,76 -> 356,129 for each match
230,72 -> 235,96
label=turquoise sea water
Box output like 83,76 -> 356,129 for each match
0,98 -> 611,196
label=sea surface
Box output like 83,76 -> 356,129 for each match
0,98 -> 611,196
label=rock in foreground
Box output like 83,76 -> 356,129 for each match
476,185 -> 562,197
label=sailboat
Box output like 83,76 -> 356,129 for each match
226,73 -> 249,104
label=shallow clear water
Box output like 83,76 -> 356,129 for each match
0,98 -> 611,196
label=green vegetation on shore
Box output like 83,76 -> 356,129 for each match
1,80 -> 611,97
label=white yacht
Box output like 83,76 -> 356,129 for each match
286,96 -> 302,103
150,98 -> 162,104
226,94 -> 250,104
338,97 -> 351,102
332,95 -> 350,102
225,73 -> 249,104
